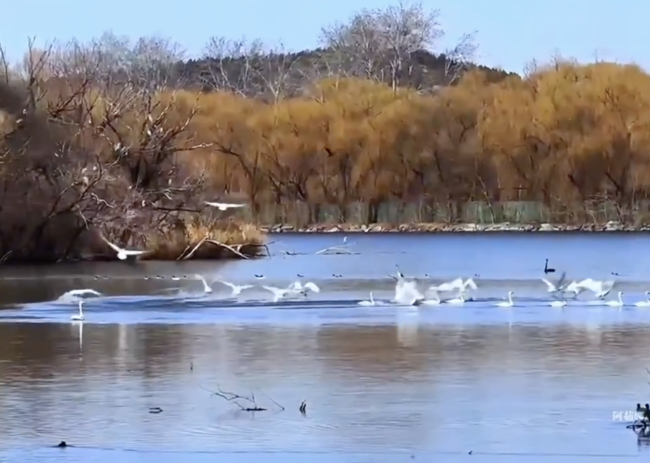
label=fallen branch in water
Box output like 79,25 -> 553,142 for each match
178,237 -> 207,260
226,242 -> 271,258
178,237 -> 268,260
203,385 -> 285,412
315,246 -> 356,255
316,246 -> 358,256
204,239 -> 250,259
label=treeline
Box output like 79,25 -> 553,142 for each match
176,48 -> 513,98
0,1 -> 646,264
179,60 -> 650,223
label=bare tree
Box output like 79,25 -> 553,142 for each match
1,36 -> 217,260
440,32 -> 478,85
201,36 -> 266,96
201,37 -> 302,101
0,40 -> 112,262
47,32 -> 185,91
319,1 -> 476,90
97,87 -> 209,192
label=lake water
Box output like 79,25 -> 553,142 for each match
2,233 -> 650,462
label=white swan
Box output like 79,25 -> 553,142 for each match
71,300 -> 85,321
635,292 -> 650,307
204,201 -> 245,211
390,266 -> 406,282
541,271 -> 567,293
194,274 -> 213,293
67,289 -> 102,298
496,291 -> 515,308
563,280 -> 584,295
550,299 -> 567,308
542,279 -> 558,292
605,291 -> 624,307
262,285 -> 299,302
431,278 -> 463,292
422,292 -> 441,306
290,281 -> 320,295
394,280 -> 424,306
430,277 -> 477,293
463,278 -> 478,291
217,280 -> 254,296
100,235 -> 147,261
358,292 -> 376,306
575,278 -> 615,298
446,291 -> 466,305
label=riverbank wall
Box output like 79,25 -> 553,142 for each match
261,221 -> 642,233
245,199 -> 650,232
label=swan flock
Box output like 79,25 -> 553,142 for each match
59,262 -> 644,322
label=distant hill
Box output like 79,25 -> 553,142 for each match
173,48 -> 518,98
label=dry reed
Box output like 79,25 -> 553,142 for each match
143,217 -> 266,260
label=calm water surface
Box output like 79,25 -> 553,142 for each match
2,234 -> 650,462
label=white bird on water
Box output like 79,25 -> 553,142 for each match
635,292 -> 650,307
430,278 -> 477,294
100,235 -> 147,261
358,292 -> 376,306
496,291 -> 515,308
421,291 -> 442,306
71,300 -> 85,321
605,291 -> 624,308
391,266 -> 405,281
290,281 -> 321,295
541,271 -> 567,293
263,281 -> 320,302
446,291 -> 466,305
394,279 -> 425,306
262,285 -> 299,303
204,201 -> 246,211
550,299 -> 567,308
194,274 -> 213,294
574,278 -> 615,299
67,289 -> 102,298
217,280 -> 255,296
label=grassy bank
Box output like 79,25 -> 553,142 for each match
92,217 -> 267,262
144,219 -> 267,260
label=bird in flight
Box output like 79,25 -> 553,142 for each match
204,201 -> 246,211
100,235 -> 147,261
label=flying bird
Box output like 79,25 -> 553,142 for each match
204,201 -> 246,211
100,235 -> 147,261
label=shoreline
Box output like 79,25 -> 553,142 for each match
262,221 -> 647,233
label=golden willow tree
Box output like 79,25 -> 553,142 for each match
194,62 -> 650,224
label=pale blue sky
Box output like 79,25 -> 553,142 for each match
0,0 -> 647,74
